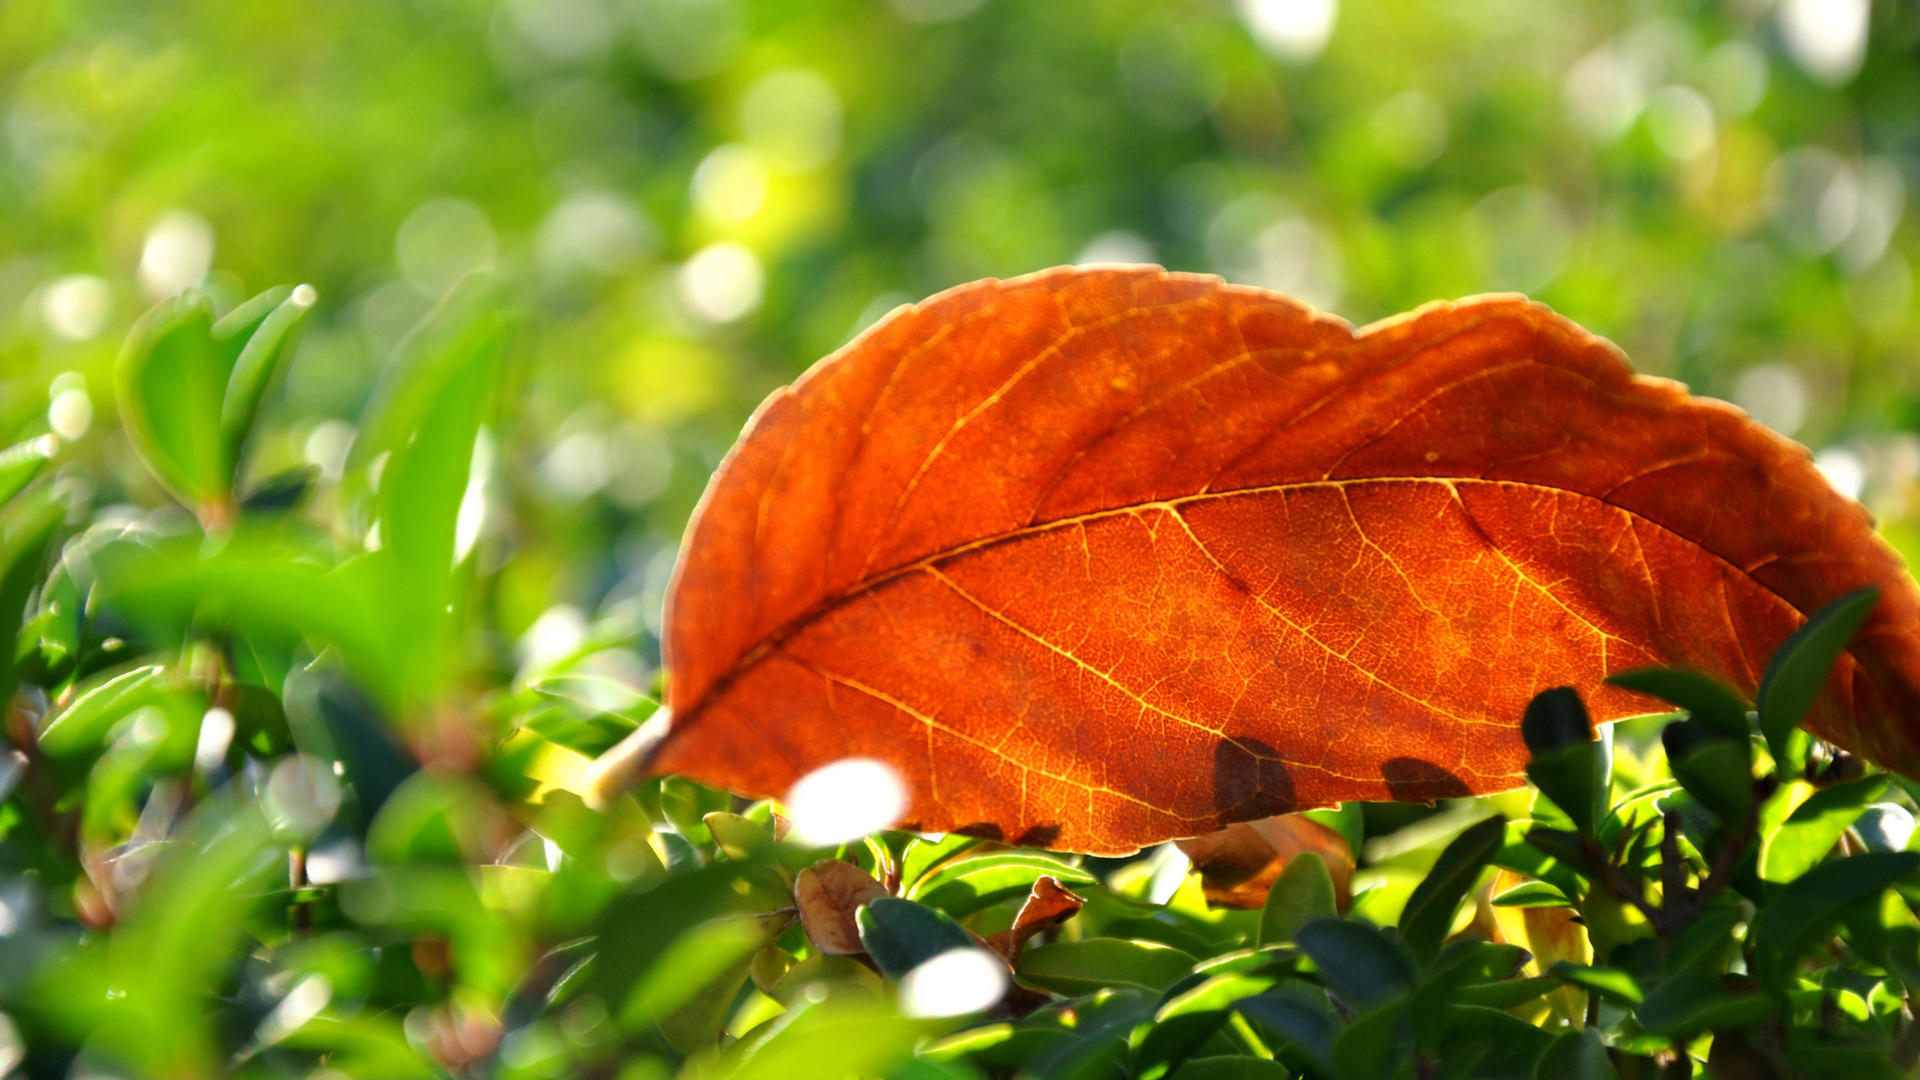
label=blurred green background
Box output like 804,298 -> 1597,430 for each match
5,0 -> 1920,654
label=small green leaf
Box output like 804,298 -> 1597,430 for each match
36,664 -> 169,758
904,851 -> 1094,916
1399,814 -> 1505,962
1544,962 -> 1643,1005
1758,775 -> 1888,883
1748,851 -> 1920,986
1259,852 -> 1337,946
1605,666 -> 1750,739
855,896 -> 974,980
1294,919 -> 1416,1011
0,435 -> 57,507
1016,939 -> 1198,996
1757,586 -> 1879,768
1489,881 -> 1570,908
217,284 -> 316,472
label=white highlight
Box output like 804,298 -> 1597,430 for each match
255,975 -> 331,1046
898,947 -> 1009,1018
1238,0 -> 1338,62
48,386 -> 92,442
1814,447 -> 1865,502
692,144 -> 769,226
677,242 -> 764,324
743,69 -> 844,173
1732,363 -> 1809,437
784,757 -> 908,846
40,275 -> 111,340
1778,0 -> 1869,85
194,707 -> 235,773
138,210 -> 215,298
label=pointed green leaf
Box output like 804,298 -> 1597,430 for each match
1399,814 -> 1505,962
1757,586 -> 1879,768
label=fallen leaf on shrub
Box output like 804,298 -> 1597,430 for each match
614,265 -> 1920,854
1176,813 -> 1355,909
795,858 -> 889,956
984,875 -> 1086,962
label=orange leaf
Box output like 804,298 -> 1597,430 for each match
794,858 -> 888,956
637,267 -> 1920,855
1176,813 -> 1355,910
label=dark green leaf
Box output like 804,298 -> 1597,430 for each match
1757,586 -> 1879,769
1293,919 -> 1415,1011
1399,814 -> 1504,962
855,897 -> 975,980
1016,939 -> 1198,996
1605,666 -> 1750,739
1633,973 -> 1772,1036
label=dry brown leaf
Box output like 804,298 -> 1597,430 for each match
629,266 -> 1920,854
793,858 -> 888,956
1176,813 -> 1355,909
984,875 -> 1087,962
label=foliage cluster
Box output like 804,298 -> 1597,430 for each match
0,288 -> 1917,1079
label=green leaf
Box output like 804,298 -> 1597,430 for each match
368,300 -> 506,701
116,293 -> 231,507
1489,881 -> 1570,908
0,435 -> 56,507
216,284 -> 316,471
1605,666 -> 1750,739
1748,851 -> 1920,986
904,851 -> 1094,916
36,664 -> 170,758
1661,720 -> 1752,824
1536,1029 -> 1618,1080
1544,962 -> 1643,1005
1234,991 -> 1339,1078
900,833 -> 987,886
1757,586 -> 1879,769
1431,1005 -> 1554,1080
1293,919 -> 1416,1011
0,487 -> 64,708
1301,801 -> 1363,857
1522,689 -> 1610,836
1399,814 -> 1505,962
1169,1057 -> 1290,1080
1016,939 -> 1198,996
1632,973 -> 1772,1036
717,998 -> 926,1080
855,897 -> 974,979
1133,975 -> 1278,1080
1330,1001 -> 1411,1080
1758,775 -> 1888,883
1258,851 -> 1337,947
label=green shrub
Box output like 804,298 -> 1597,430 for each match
0,291 -> 1916,1080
